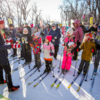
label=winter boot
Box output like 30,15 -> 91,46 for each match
33,65 -> 37,68
0,80 -> 7,84
8,85 -> 20,92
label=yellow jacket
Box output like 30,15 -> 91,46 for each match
80,40 -> 96,61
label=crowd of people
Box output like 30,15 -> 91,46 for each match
0,18 -> 100,92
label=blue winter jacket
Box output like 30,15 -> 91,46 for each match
49,28 -> 61,46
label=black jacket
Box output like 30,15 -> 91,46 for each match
85,26 -> 97,33
80,25 -> 86,34
0,33 -> 11,65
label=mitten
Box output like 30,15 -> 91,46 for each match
50,52 -> 54,56
91,49 -> 94,53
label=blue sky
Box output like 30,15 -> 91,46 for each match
29,0 -> 63,22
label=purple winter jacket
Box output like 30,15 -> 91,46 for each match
73,20 -> 83,43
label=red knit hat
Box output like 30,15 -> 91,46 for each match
46,35 -> 52,42
0,19 -> 4,24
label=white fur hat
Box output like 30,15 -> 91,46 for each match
23,28 -> 28,34
67,28 -> 73,36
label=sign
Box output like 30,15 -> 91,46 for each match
8,18 -> 12,24
90,17 -> 93,25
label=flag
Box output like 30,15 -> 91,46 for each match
82,14 -> 85,19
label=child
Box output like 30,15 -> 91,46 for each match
94,26 -> 100,73
78,33 -> 96,75
62,28 -> 76,73
21,28 -> 32,64
43,35 -> 54,73
30,32 -> 41,69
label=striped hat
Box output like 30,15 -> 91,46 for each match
0,18 -> 4,24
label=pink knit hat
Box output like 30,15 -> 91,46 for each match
46,35 -> 52,42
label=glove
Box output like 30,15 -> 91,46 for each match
6,40 -> 9,43
54,37 -> 57,39
52,39 -> 55,42
50,52 -> 54,56
77,48 -> 80,52
11,43 -> 20,48
91,49 -> 94,53
6,39 -> 13,43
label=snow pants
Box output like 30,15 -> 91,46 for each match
94,51 -> 100,69
21,44 -> 32,63
78,59 -> 89,75
0,62 -> 13,89
61,51 -> 72,70
45,60 -> 52,71
34,54 -> 41,67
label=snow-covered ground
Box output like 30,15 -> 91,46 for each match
0,38 -> 100,100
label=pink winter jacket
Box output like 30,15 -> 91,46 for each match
73,20 -> 83,43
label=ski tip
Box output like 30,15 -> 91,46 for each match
56,84 -> 60,88
76,87 -> 80,92
34,83 -> 38,87
28,83 -> 32,85
51,83 -> 55,87
67,84 -> 72,89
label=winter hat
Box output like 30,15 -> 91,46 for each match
9,24 -> 14,27
46,35 -> 52,42
67,28 -> 73,36
51,23 -> 56,27
23,28 -> 28,34
98,25 -> 100,30
85,33 -> 92,38
35,25 -> 39,28
34,32 -> 40,37
95,23 -> 99,26
0,18 -> 4,24
17,27 -> 20,31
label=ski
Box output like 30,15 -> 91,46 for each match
67,74 -> 80,89
10,58 -> 23,65
56,71 -> 68,88
90,69 -> 97,92
9,57 -> 17,61
76,75 -> 86,92
12,59 -> 34,73
51,72 -> 63,87
24,63 -> 44,81
33,65 -> 57,87
28,72 -> 47,85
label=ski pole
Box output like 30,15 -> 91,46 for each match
73,52 -> 78,76
58,46 -> 63,73
91,68 -> 95,80
52,62 -> 55,77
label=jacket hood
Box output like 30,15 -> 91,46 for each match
73,20 -> 80,28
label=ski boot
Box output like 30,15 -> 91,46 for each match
62,69 -> 65,74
